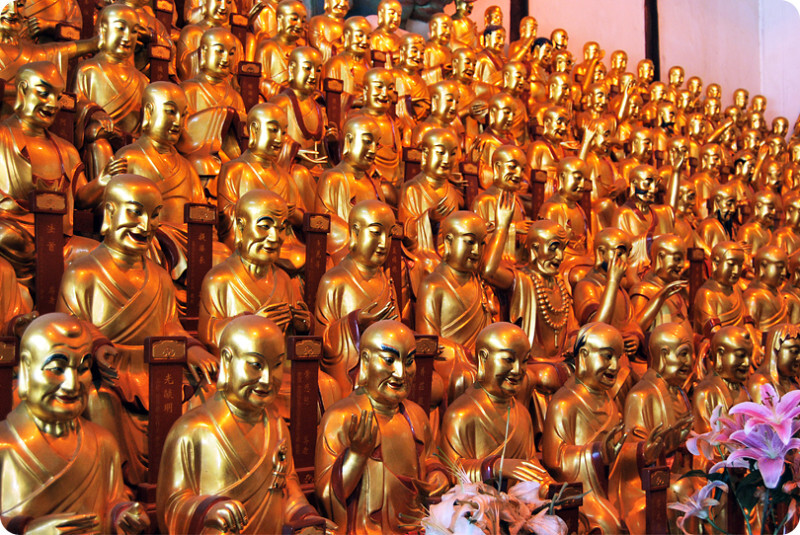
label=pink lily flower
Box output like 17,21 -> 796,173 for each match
668,481 -> 728,535
729,384 -> 800,443
726,424 -> 800,488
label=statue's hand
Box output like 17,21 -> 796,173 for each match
429,196 -> 452,222
515,219 -> 533,237
95,343 -> 120,383
642,424 -> 667,466
757,142 -> 770,160
470,101 -> 488,118
290,301 -> 312,334
413,470 -> 449,498
496,458 -> 552,486
665,414 -> 694,452
602,421 -> 627,464
659,280 -> 688,301
114,502 -> 150,535
204,499 -> 248,534
25,513 -> 100,535
100,158 -> 129,186
26,17 -> 56,37
258,302 -> 293,331
623,335 -> 639,357
356,290 -> 397,330
347,409 -> 378,457
607,249 -> 627,283
495,189 -> 516,228
86,112 -> 115,142
187,346 -> 219,385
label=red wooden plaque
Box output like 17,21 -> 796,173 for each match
302,213 -> 331,315
0,337 -> 18,421
409,335 -> 436,414
31,191 -> 67,314
183,204 -> 216,327
237,61 -> 262,112
642,466 -> 670,535
288,336 -> 322,493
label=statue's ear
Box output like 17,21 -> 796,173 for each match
342,131 -> 354,155
13,80 -> 27,113
218,347 -> 232,388
247,121 -> 258,149
141,102 -> 154,132
233,216 -> 245,247
476,347 -> 488,381
100,201 -> 115,236
17,353 -> 29,400
576,347 -> 588,375
356,349 -> 370,386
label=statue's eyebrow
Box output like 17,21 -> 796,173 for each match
379,345 -> 415,359
43,354 -> 69,367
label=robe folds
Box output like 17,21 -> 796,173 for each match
157,394 -> 313,535
316,390 -> 440,534
0,405 -> 132,534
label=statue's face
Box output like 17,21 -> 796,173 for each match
591,63 -> 606,83
734,89 -> 748,109
345,23 -> 369,56
658,104 -> 676,127
549,76 -> 568,103
503,65 -> 526,93
22,324 -> 93,424
650,83 -> 665,102
325,0 -> 349,18
486,29 -> 506,53
677,183 -> 696,216
552,29 -> 567,49
752,95 -> 766,112
0,0 -> 23,35
677,91 -> 691,110
531,233 -> 565,276
596,236 -> 629,273
611,51 -> 626,70
578,329 -> 623,391
431,88 -> 458,121
785,199 -> 800,229
707,84 -> 721,99
430,17 -> 451,44
278,6 -> 306,39
364,73 -> 393,111
654,242 -> 686,282
145,91 -> 186,145
591,120 -> 613,152
584,42 -> 599,61
704,98 -> 720,118
105,185 -> 162,256
480,341 -> 527,398
631,132 -> 653,160
346,128 -> 377,169
290,55 -> 321,92
444,219 -> 486,273
17,71 -> 63,129
204,0 -> 232,25
776,337 -> 800,379
712,248 -> 745,287
455,0 -> 473,16
687,77 -> 702,96
485,7 -> 501,25
758,256 -> 786,288
715,193 -> 736,223
535,42 -> 553,65
754,197 -> 778,226
453,51 -> 475,80
735,155 -> 755,179
422,139 -> 457,180
401,38 -> 424,69
520,18 -> 536,38
350,212 -> 393,268
632,168 -> 657,204
238,203 -> 287,266
363,336 -> 415,407
224,335 -> 284,411
489,100 -> 514,132
748,112 -> 765,131
657,329 -> 694,388
717,340 -> 751,384
668,67 -> 684,87
559,162 -> 587,202
763,163 -> 782,192
101,11 -> 138,60
201,34 -> 236,78
552,51 -> 570,73
378,1 -> 401,31
494,152 -> 525,192
702,148 -> 721,171
638,61 -> 654,83
767,136 -> 785,157
773,117 -> 788,137
543,110 -> 567,140
688,115 -> 704,138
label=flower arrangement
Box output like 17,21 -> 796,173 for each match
669,384 -> 800,535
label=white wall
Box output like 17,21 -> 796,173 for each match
760,1 -> 800,123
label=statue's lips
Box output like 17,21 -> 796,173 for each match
129,232 -> 148,244
602,371 -> 617,382
56,393 -> 81,403
252,387 -> 272,397
386,380 -> 406,390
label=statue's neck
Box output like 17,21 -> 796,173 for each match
349,255 -> 380,280
27,407 -> 77,438
442,262 -> 473,285
223,395 -> 263,423
239,253 -> 272,279
367,394 -> 398,416
142,135 -> 175,154
103,243 -> 146,269
340,158 -> 367,179
13,115 -> 46,138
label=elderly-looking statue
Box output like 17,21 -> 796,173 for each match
0,313 -> 149,535
368,0 -> 402,66
315,320 -> 449,533
157,316 -> 335,534
176,0 -> 241,80
748,323 -> 800,401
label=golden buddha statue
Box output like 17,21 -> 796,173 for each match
483,213 -> 578,431
450,0 -> 478,51
696,183 -> 738,255
0,62 -> 97,284
114,0 -> 176,75
733,87 -> 749,113
315,115 -> 387,260
474,24 -> 505,84
573,40 -> 601,83
449,46 -> 491,140
686,76 -> 702,110
784,141 -> 800,190
440,322 -> 555,490
177,0 -> 241,80
469,92 -> 515,189
368,0 -> 402,67
399,127 -> 463,289
744,245 -> 790,335
607,50 -> 628,91
726,150 -> 759,211
315,320 -> 448,534
576,82 -> 612,131
73,4 -> 149,182
157,316 -> 335,535
542,322 -> 626,535
178,27 -> 246,193
640,81 -> 666,127
551,28 -> 568,53
347,68 -> 402,187
533,72 -> 572,126
394,34 -> 430,134
308,0 -> 348,62
314,200 -> 399,395
472,144 -> 530,263
529,105 -> 570,188
634,59 -> 654,99
248,0 -> 279,47
773,116 -> 789,138
528,37 -> 553,85
613,163 -> 678,275
323,16 -> 371,113
416,211 -> 494,400
423,13 -> 452,83
410,80 -> 462,149
0,0 -> 97,98
693,325 -> 753,433
651,102 -> 679,152
665,65 -> 685,104
573,228 -> 644,368
738,190 -> 780,257
254,0 -> 307,98
499,61 -> 532,150
773,190 -> 800,255
704,96 -> 722,128
0,313 -> 149,535
617,127 -> 653,184
217,103 -> 305,261
691,143 -> 723,217
630,234 -> 691,334
580,116 -> 626,230
539,156 -> 593,279
611,321 -> 697,535
674,178 -> 700,251
693,241 -> 754,339
57,174 -> 219,486
508,16 -> 537,63
748,323 -> 800,400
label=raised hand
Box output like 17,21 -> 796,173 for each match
187,346 -> 219,385
204,499 -> 248,534
495,189 -> 516,228
602,421 -> 627,464
347,409 -> 378,457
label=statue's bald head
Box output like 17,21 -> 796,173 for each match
277,0 -> 305,17
104,173 -> 161,206
247,102 -> 287,130
235,188 -> 287,223
16,61 -> 63,93
143,81 -> 186,110
349,199 -> 395,234
200,26 -> 236,50
21,313 -> 91,368
648,322 -> 693,379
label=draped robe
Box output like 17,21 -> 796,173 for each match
613,203 -> 675,274
692,373 -> 750,434
0,406 -> 132,534
473,188 -> 526,264
630,277 -> 692,333
157,394 -> 313,535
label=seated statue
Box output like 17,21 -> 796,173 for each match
528,105 -> 570,191
468,92 -> 516,189
440,322 -> 555,491
113,0 -> 176,76
177,0 -> 242,80
322,16 -> 371,119
726,150 -> 758,212
410,80 -> 462,149
450,0 -> 478,50
449,47 -> 492,150
314,200 -> 399,395
423,13 -> 452,84
744,245 -> 790,336
738,190 -> 780,257
0,256 -> 32,334
416,211 -> 495,402
748,323 -> 800,401
368,0 -> 402,67
630,234 -> 691,334
315,116 -> 386,261
693,326 -> 753,432
394,34 -> 431,138
57,174 -> 219,486
0,62 -> 97,285
0,313 -> 149,535
157,316 -> 335,535
399,127 -> 463,291
472,145 -> 530,264
178,27 -> 246,194
347,68 -> 402,186
315,320 -> 449,533
254,0 -> 307,98
307,0 -> 348,62
542,322 -> 626,535
483,214 -> 578,432
696,183 -> 739,257
773,190 -> 800,256
611,322 -> 698,535
73,4 -> 149,182
475,24 -> 505,85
